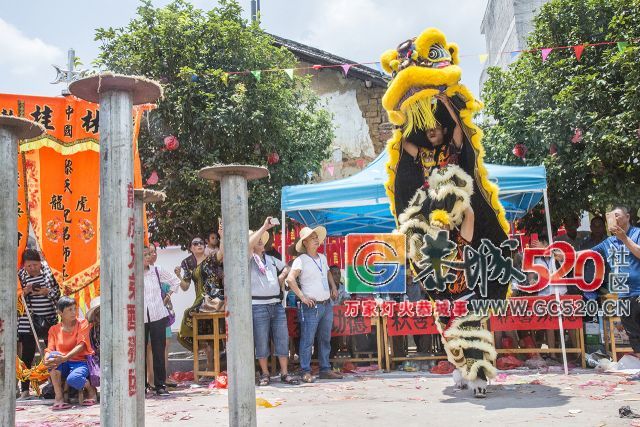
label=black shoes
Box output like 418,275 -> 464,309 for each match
155,387 -> 170,396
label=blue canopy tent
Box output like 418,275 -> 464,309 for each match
281,151 -> 547,237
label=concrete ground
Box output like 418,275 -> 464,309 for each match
15,369 -> 640,427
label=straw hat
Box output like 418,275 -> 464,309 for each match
249,230 -> 270,246
86,297 -> 100,322
295,226 -> 327,253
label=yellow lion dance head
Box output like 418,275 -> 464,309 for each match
380,28 -> 481,137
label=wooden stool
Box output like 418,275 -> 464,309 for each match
192,312 -> 226,382
602,294 -> 634,361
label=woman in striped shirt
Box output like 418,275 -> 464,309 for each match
17,249 -> 60,399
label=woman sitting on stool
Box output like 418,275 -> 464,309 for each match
45,296 -> 97,410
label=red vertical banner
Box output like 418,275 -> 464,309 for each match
17,152 -> 28,266
1,94 -> 151,313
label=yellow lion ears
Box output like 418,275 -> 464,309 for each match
414,27 -> 460,65
381,28 -> 461,71
380,49 -> 399,74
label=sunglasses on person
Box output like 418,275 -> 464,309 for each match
191,240 -> 205,246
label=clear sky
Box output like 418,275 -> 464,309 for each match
0,0 -> 489,98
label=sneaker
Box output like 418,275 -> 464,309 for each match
155,387 -> 170,396
319,371 -> 343,380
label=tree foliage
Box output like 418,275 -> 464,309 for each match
95,0 -> 333,246
481,0 -> 640,229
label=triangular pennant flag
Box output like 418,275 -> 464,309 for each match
341,64 -> 352,76
284,69 -> 294,80
356,159 -> 365,168
326,164 -> 334,176
251,70 -> 261,81
617,42 -> 628,53
541,48 -> 553,62
373,62 -> 385,74
573,45 -> 585,61
221,72 -> 229,85
510,51 -> 520,61
479,54 -> 489,64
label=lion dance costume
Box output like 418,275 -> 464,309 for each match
381,28 -> 510,397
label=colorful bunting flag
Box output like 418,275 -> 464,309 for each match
617,42 -> 628,53
510,51 -> 520,61
356,158 -> 366,168
541,48 -> 553,62
284,69 -> 294,80
341,64 -> 352,76
326,163 -> 335,176
573,45 -> 585,61
221,72 -> 229,85
479,54 -> 489,64
251,70 -> 261,81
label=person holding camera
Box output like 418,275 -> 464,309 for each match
247,217 -> 298,386
17,249 -> 60,399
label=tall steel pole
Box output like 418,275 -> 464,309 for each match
199,165 -> 269,427
0,116 -> 44,427
69,74 -> 161,426
134,189 -> 166,426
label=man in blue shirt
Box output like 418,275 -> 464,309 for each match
592,206 -> 640,356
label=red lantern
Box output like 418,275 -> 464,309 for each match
164,135 -> 179,151
267,152 -> 280,165
571,128 -> 583,144
512,143 -> 527,159
146,170 -> 159,185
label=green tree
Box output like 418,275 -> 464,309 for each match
481,0 -> 640,228
95,0 -> 333,246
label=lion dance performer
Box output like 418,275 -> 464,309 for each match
380,28 -> 511,397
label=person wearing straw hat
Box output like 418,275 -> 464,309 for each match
286,226 -> 343,383
248,217 -> 298,386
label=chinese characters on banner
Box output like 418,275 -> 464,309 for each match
285,305 -> 372,338
489,295 -> 583,331
0,94 -> 149,313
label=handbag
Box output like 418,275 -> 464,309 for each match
155,268 -> 176,326
200,295 -> 225,313
31,312 -> 58,337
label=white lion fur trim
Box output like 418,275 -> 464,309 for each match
460,360 -> 497,382
444,327 -> 495,343
398,204 -> 423,225
427,165 -> 473,195
444,338 -> 498,361
427,165 -> 474,226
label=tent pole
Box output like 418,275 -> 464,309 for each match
543,188 -> 568,375
281,211 -> 286,262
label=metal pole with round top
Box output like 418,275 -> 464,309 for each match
69,73 -> 161,427
198,165 -> 269,427
0,116 -> 45,427
133,189 -> 166,425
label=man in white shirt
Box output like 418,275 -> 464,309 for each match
286,226 -> 342,383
